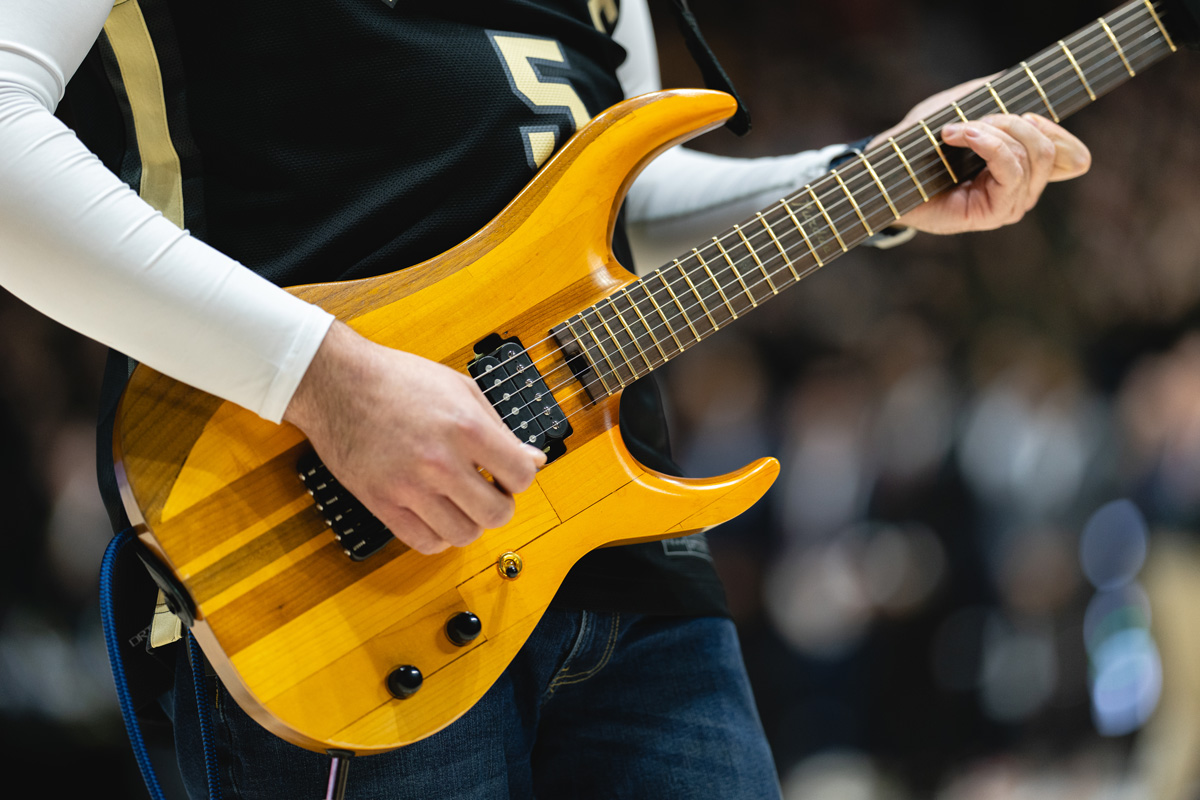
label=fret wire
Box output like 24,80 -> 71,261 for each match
1052,15 -> 1155,107
735,223 -> 778,293
689,251 -> 736,321
714,236 -> 761,305
806,185 -> 848,252
1099,16 -> 1136,76
889,136 -> 928,202
577,312 -> 626,389
595,301 -> 644,377
608,296 -> 653,370
502,11 -> 1167,424
757,212 -> 800,280
620,287 -> 667,364
641,281 -> 685,351
918,119 -> 958,185
1059,39 -> 1097,101
1067,23 -> 1127,85
858,154 -> 902,221
566,317 -> 614,395
985,81 -> 1009,113
1144,0 -> 1177,51
630,12 -> 1161,356
781,199 -> 824,265
1021,60 -> 1060,122
659,270 -> 702,342
832,170 -> 874,235
711,15 -> 1156,301
567,27 -> 1163,408
949,100 -> 970,123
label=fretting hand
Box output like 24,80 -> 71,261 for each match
869,77 -> 1092,235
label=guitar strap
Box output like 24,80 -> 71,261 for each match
662,0 -> 752,135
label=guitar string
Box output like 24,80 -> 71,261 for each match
504,28 -> 1166,445
477,2 -> 1156,400
480,2 -> 1157,402
481,12 -> 1166,440
469,7 -> 1164,440
491,10 -> 1165,440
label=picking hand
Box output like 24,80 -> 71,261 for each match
870,77 -> 1092,235
283,321 -> 546,555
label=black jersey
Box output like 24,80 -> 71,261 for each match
68,0 -> 728,707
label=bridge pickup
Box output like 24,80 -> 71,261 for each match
297,450 -> 393,561
469,336 -> 572,464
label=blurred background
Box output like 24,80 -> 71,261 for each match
3,0 -> 1200,796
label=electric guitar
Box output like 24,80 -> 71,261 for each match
113,0 -> 1194,755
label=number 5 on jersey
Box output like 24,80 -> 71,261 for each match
488,32 -> 591,171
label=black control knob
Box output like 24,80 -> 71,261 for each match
386,665 -> 423,699
445,612 -> 482,647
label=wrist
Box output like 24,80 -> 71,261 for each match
283,320 -> 362,433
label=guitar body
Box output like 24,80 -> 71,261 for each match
113,88 -> 780,754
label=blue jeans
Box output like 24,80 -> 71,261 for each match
162,610 -> 781,799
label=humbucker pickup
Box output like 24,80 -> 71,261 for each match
468,335 -> 572,464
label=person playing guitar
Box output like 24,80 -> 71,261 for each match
0,0 -> 1109,796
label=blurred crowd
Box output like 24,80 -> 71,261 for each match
3,0 -> 1200,796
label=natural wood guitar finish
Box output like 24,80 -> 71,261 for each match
114,89 -> 780,754
114,0 -> 1188,753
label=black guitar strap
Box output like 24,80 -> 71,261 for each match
663,0 -> 752,135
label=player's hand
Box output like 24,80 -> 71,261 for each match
869,77 -> 1091,235
283,321 -> 546,555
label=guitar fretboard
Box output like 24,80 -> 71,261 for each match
559,0 -> 1177,396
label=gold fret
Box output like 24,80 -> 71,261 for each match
806,185 -> 847,252
985,81 -> 1008,113
1145,0 -> 1177,52
859,153 -> 901,221
1100,17 -> 1135,77
920,120 -> 958,185
656,273 -> 700,343
781,199 -> 824,266
676,262 -> 710,331
621,287 -> 667,363
566,317 -> 614,395
735,223 -> 778,293
757,212 -> 799,280
714,237 -> 760,306
833,170 -> 874,236
685,254 -> 729,324
594,305 -> 640,378
1021,61 -> 1059,122
950,100 -> 969,124
578,312 -> 625,388
889,137 -> 928,202
641,282 -> 685,350
1060,40 -> 1096,101
610,298 -> 651,369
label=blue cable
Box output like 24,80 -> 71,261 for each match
187,633 -> 224,800
100,530 -> 224,799
99,528 -> 167,800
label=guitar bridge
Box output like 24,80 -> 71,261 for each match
298,451 -> 393,561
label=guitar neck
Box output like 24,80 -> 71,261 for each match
559,0 -> 1178,395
